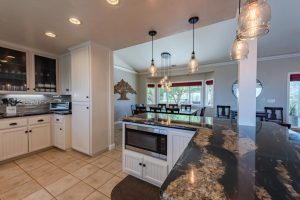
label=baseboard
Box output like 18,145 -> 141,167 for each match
109,143 -> 116,150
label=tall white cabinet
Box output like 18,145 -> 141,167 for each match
69,42 -> 112,156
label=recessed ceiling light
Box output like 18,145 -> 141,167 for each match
45,32 -> 56,38
69,17 -> 81,25
106,0 -> 119,5
7,55 -> 15,59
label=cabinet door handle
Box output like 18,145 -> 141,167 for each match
86,107 -> 89,109
139,163 -> 142,166
56,119 -> 59,121
33,88 -> 36,91
29,130 -> 32,133
60,128 -> 63,131
25,130 -> 28,133
9,123 -> 18,126
66,89 -> 69,92
86,96 -> 89,99
38,119 -> 44,122
27,88 -> 30,91
143,164 -> 146,167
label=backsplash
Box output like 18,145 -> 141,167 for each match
0,94 -> 71,114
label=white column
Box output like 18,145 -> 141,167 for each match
238,39 -> 258,126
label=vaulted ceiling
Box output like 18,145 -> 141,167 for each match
0,0 -> 236,54
114,0 -> 300,72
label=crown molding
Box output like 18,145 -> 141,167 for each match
114,65 -> 137,74
138,52 -> 300,76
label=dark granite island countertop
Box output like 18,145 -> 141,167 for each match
123,113 -> 300,200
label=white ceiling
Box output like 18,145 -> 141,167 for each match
0,0 -> 236,54
114,0 -> 300,72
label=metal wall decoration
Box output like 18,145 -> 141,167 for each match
114,79 -> 137,100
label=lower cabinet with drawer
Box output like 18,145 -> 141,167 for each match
0,127 -> 29,161
0,114 -> 53,161
123,150 -> 168,187
52,114 -> 71,150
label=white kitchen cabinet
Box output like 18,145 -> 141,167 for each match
168,129 -> 193,168
143,156 -> 168,186
123,150 -> 168,187
70,42 -> 112,156
0,127 -> 28,161
59,54 -> 72,95
72,102 -> 90,154
52,114 -> 71,150
71,46 -> 90,102
123,150 -> 143,178
29,123 -> 51,152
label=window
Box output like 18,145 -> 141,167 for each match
289,73 -> 300,119
158,81 -> 202,105
146,84 -> 155,105
205,80 -> 214,107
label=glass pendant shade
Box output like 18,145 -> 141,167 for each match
188,52 -> 199,73
238,0 -> 271,40
230,37 -> 249,60
148,59 -> 157,77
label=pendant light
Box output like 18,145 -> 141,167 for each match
160,52 -> 172,91
238,0 -> 271,40
188,16 -> 199,73
148,30 -> 157,77
231,0 -> 249,60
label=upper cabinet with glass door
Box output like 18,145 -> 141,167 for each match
34,55 -> 57,93
0,47 -> 28,92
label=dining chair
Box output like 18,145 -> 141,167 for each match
166,108 -> 179,114
181,104 -> 192,111
169,104 -> 179,109
217,105 -> 231,119
130,105 -> 136,116
158,104 -> 167,110
264,107 -> 284,123
200,107 -> 206,117
150,107 -> 161,113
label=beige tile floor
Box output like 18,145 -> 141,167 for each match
0,146 -> 127,200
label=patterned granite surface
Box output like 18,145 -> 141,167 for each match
123,113 -> 300,200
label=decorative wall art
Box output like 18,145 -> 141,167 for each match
114,79 -> 137,100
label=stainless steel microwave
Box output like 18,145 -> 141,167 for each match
50,102 -> 71,111
125,124 -> 167,160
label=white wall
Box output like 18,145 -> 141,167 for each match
114,56 -> 138,122
136,56 -> 300,121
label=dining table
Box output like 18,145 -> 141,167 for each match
136,106 -> 199,116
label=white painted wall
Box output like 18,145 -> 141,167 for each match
114,56 -> 138,122
136,56 -> 300,121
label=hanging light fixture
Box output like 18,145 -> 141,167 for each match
238,0 -> 271,40
148,30 -> 157,77
188,16 -> 199,73
231,0 -> 249,60
160,52 -> 172,91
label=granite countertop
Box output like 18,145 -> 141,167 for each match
0,110 -> 72,119
123,113 -> 300,200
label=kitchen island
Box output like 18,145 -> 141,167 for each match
123,113 -> 300,200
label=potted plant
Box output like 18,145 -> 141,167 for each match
2,98 -> 22,115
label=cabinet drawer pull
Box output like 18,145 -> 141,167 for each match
86,107 -> 89,109
66,89 -> 69,92
60,128 -> 63,131
9,123 -> 18,126
56,119 -> 59,121
86,96 -> 89,99
37,119 -> 44,122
